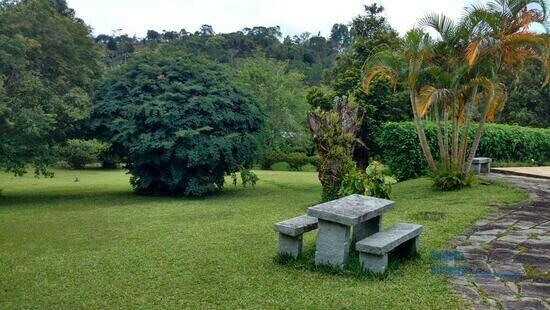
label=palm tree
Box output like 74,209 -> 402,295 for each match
460,0 -> 549,174
364,0 -> 548,185
363,29 -> 439,175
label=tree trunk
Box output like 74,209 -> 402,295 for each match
457,86 -> 477,173
443,106 -> 450,169
410,90 -> 439,175
434,102 -> 448,170
464,92 -> 494,174
451,97 -> 459,162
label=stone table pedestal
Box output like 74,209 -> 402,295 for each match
308,194 -> 395,268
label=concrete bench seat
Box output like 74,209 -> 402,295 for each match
355,223 -> 423,274
471,157 -> 492,174
274,215 -> 318,258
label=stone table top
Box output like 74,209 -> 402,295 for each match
307,194 -> 395,226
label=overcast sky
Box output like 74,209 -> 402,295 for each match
67,0 -> 480,38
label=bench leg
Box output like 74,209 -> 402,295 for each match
359,252 -> 388,274
471,163 -> 481,174
352,216 -> 381,244
480,163 -> 490,174
401,236 -> 420,257
279,233 -> 302,258
315,220 -> 350,268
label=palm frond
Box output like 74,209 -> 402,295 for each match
363,67 -> 398,94
419,13 -> 457,42
466,37 -> 482,67
416,86 -> 453,118
486,83 -> 507,121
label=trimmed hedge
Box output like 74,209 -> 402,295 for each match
270,162 -> 292,171
379,122 -> 550,180
261,150 -> 319,171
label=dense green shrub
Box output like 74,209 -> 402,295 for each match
261,150 -> 318,170
270,162 -> 292,171
299,164 -> 317,172
92,49 -> 261,196
58,139 -> 109,169
379,122 -> 550,180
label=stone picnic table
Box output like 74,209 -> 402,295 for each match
307,194 -> 395,268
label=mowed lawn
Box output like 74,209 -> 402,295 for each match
0,169 -> 525,308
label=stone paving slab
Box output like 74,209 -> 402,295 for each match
449,174 -> 550,309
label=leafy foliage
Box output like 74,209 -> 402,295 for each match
321,4 -> 408,168
231,168 -> 259,187
339,161 -> 392,199
379,122 -> 550,180
236,56 -> 311,154
363,161 -> 392,198
58,139 -> 109,169
498,60 -> 550,128
92,49 -> 261,196
95,25 -> 341,86
0,0 -> 101,176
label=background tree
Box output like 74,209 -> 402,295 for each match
236,56 -> 311,154
0,0 -> 101,176
92,49 -> 261,196
319,4 -> 408,168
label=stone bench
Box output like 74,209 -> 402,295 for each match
273,215 -> 318,258
471,157 -> 492,174
355,223 -> 423,274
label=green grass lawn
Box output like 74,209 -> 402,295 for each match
0,169 -> 525,308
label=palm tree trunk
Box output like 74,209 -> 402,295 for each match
457,86 -> 477,173
434,102 -> 448,169
451,97 -> 459,162
443,106 -> 450,169
464,93 -> 494,174
410,90 -> 439,175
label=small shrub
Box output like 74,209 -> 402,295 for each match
364,161 -> 392,199
339,161 -> 392,199
339,160 -> 368,197
231,168 -> 259,187
58,139 -> 109,169
431,163 -> 474,191
300,164 -> 317,172
270,162 -> 292,171
240,169 -> 259,187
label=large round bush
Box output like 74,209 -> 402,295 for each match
93,50 -> 261,196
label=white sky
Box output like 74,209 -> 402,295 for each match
67,0 -> 479,38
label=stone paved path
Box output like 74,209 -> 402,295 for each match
449,174 -> 550,310
492,167 -> 550,180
